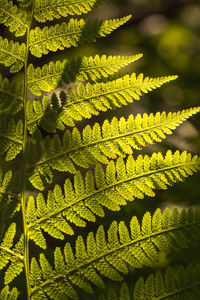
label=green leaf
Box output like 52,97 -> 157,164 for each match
29,16 -> 132,57
0,74 -> 23,114
0,0 -> 29,36
27,107 -> 199,189
133,263 -> 200,299
0,37 -> 25,73
0,118 -> 23,161
0,286 -> 19,300
34,0 -> 101,22
27,54 -> 143,96
30,207 -> 200,298
27,151 -> 200,245
0,225 -> 24,284
27,74 -> 177,131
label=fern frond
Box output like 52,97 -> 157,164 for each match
0,74 -> 23,114
0,118 -> 23,161
71,54 -> 143,82
27,54 -> 143,96
133,263 -> 200,299
0,224 -> 24,285
26,194 -> 74,249
56,74 -> 177,126
30,207 -> 200,298
0,0 -> 29,37
34,0 -> 101,23
27,73 -> 177,132
91,263 -> 200,300
28,107 -> 200,175
0,168 -> 14,201
27,151 -> 200,243
27,94 -> 65,134
0,37 -> 25,73
29,16 -> 132,57
0,286 -> 19,300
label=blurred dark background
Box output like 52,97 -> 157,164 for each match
71,0 -> 200,237
86,0 -> 200,296
1,0 -> 200,297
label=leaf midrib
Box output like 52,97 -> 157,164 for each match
28,161 -> 199,229
29,18 -> 127,47
0,245 -> 23,260
30,219 -> 200,294
28,108 -> 198,168
27,78 -> 174,126
0,87 -> 23,101
154,281 -> 200,300
0,48 -> 25,63
0,6 -> 28,29
34,0 -> 96,14
27,55 -> 141,85
0,133 -> 22,145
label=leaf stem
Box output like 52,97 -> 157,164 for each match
31,220 -> 200,295
21,2 -> 35,300
28,161 -> 200,229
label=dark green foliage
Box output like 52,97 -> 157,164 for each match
90,263 -> 200,299
0,74 -> 23,114
0,0 -> 199,299
133,263 -> 200,300
30,207 -> 200,299
0,224 -> 24,285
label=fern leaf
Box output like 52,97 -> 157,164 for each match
29,16 -> 132,57
30,107 -> 200,176
57,73 -> 177,126
91,263 -> 200,299
0,37 -> 25,73
0,118 -> 23,161
133,263 -> 200,299
0,0 -> 29,36
69,54 -> 143,82
0,224 -> 24,285
0,169 -> 14,203
34,0 -> 101,22
27,107 -> 199,188
0,286 -> 19,300
0,74 -> 23,114
27,54 -> 142,96
30,207 -> 200,298
3,236 -> 24,285
27,73 -> 177,132
27,151 -> 200,244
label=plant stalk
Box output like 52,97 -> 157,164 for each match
21,2 -> 35,299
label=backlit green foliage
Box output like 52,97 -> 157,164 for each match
29,16 -> 131,57
0,37 -> 26,73
0,0 -> 199,299
34,0 -> 101,22
27,54 -> 143,96
30,207 -> 200,299
0,285 -> 19,300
